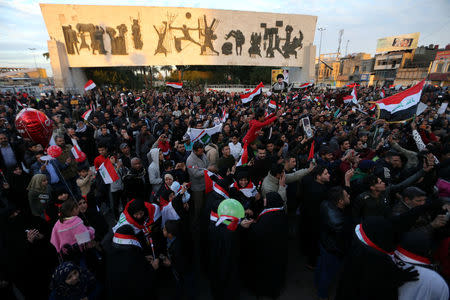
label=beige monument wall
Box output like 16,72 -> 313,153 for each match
40,4 -> 317,67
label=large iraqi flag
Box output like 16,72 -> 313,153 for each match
166,82 -> 183,89
375,79 -> 425,123
240,82 -> 264,104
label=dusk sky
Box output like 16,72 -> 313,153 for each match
1,0 -> 449,74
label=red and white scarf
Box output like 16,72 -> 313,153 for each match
394,246 -> 431,265
257,207 -> 284,221
213,183 -> 229,199
112,232 -> 142,248
231,181 -> 257,198
215,214 -> 240,231
355,224 -> 394,256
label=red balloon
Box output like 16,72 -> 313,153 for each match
15,108 -> 53,148
47,145 -> 62,158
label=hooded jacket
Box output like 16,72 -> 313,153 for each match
186,151 -> 209,192
148,148 -> 162,193
205,143 -> 219,167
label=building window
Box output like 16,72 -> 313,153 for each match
435,62 -> 444,73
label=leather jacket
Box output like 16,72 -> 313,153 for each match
319,200 -> 348,257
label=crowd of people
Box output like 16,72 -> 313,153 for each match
0,81 -> 449,300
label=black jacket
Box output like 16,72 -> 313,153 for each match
319,200 -> 351,257
106,244 -> 156,300
248,209 -> 288,298
352,169 -> 425,224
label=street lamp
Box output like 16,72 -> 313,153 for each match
317,27 -> 326,84
28,48 -> 38,69
28,48 -> 40,80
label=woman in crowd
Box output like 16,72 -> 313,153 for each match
27,174 -> 50,220
49,261 -> 99,300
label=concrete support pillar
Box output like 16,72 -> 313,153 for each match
48,39 -> 87,93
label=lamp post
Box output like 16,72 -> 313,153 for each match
28,48 -> 37,69
317,27 -> 326,84
28,48 -> 40,80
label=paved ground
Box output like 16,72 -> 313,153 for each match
109,207 -> 324,299
156,237 -> 321,300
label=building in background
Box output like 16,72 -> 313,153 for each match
394,45 -> 440,86
428,47 -> 450,87
316,53 -> 341,88
0,67 -> 53,95
336,53 -> 373,87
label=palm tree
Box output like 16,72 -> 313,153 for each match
42,52 -> 49,60
160,65 -> 173,80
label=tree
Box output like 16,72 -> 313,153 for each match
42,52 -> 49,60
160,65 -> 173,79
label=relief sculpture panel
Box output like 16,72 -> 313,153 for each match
41,4 -> 317,67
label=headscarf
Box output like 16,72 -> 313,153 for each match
27,174 -> 48,193
50,262 -> 93,300
265,192 -> 284,208
126,199 -> 148,225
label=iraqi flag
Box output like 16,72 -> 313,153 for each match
82,109 -> 92,121
220,109 -> 228,123
166,82 -> 183,89
346,83 -> 359,88
299,82 -> 313,89
292,93 -> 298,101
268,100 -> 280,109
135,97 -> 141,102
325,103 -> 330,110
204,169 -> 223,194
302,95 -> 310,101
98,158 -> 119,184
375,79 -> 425,123
84,80 -> 96,91
308,140 -> 315,160
343,86 -> 358,105
237,145 -> 249,166
186,124 -> 223,144
71,145 -> 86,162
380,89 -> 385,98
240,82 -> 264,104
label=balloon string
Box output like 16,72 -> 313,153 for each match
50,159 -> 77,200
